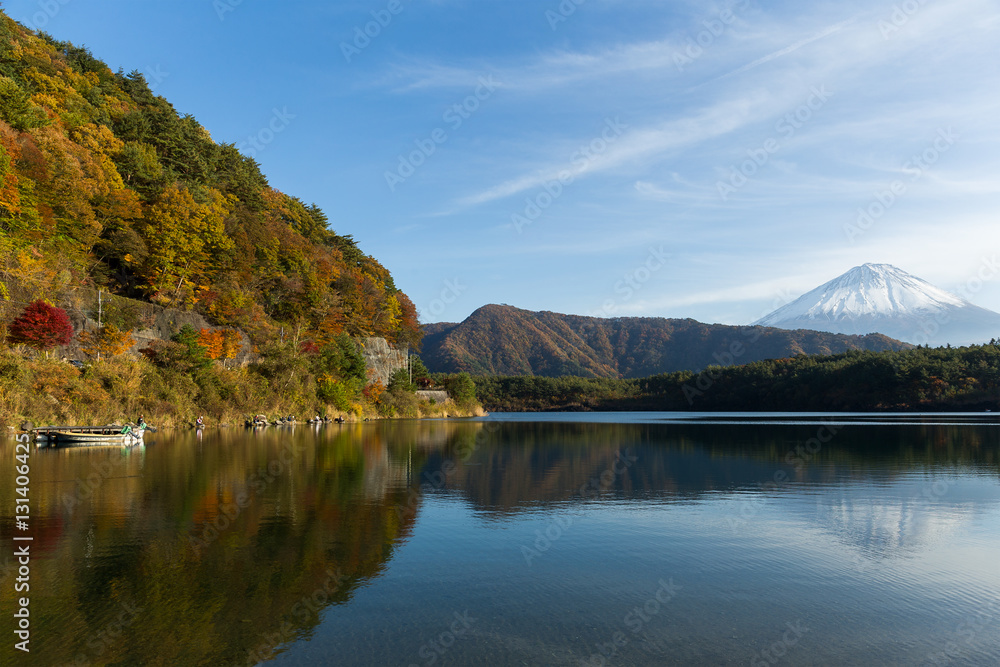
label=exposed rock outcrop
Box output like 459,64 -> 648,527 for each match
359,337 -> 407,386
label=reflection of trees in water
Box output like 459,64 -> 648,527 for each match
431,422 -> 1000,512
1,421 -> 997,665
427,422 -> 1000,571
0,422 -> 476,666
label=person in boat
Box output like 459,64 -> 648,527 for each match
137,414 -> 145,427
196,415 -> 204,429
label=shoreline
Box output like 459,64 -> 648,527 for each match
6,406 -> 488,434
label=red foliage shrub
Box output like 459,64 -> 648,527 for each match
7,300 -> 73,351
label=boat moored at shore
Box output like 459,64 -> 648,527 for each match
33,424 -> 146,447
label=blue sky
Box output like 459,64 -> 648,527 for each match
8,0 -> 1000,324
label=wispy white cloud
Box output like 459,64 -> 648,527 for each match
698,17 -> 859,85
454,89 -> 779,208
361,0 -> 1000,320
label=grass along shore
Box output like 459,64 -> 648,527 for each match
0,347 -> 483,431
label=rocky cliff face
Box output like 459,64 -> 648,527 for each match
359,337 -> 407,386
67,304 -> 253,365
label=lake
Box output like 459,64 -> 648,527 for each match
2,413 -> 999,666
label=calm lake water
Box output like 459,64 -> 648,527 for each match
2,413 -> 1000,666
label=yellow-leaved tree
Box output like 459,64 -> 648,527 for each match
138,184 -> 235,304
220,329 -> 242,366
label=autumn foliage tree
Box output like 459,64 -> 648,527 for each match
220,328 -> 242,364
7,300 -> 73,352
138,184 -> 234,305
196,327 -> 241,366
78,324 -> 135,358
0,17 -> 424,368
198,328 -> 224,360
362,380 -> 386,405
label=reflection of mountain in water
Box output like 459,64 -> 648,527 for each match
811,477 -> 1000,563
425,422 -> 1000,514
417,421 -> 1000,569
4,419 -> 998,665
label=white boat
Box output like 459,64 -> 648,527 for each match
37,424 -> 146,447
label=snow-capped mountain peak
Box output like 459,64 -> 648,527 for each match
759,264 -> 967,323
754,264 -> 1000,346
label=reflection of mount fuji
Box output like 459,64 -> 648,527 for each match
26,420 -> 996,665
409,421 -> 1000,596
416,421 -> 1000,567
421,421 -> 1000,516
811,478 -> 997,563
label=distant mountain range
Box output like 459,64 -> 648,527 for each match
756,264 -> 1000,346
421,304 -> 909,378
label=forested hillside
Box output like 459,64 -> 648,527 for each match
0,11 -> 419,348
422,304 -> 910,378
474,344 -> 1000,412
0,12 -> 463,426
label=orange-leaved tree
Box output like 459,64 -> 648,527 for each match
78,324 -> 135,358
362,381 -> 386,405
197,328 -> 224,360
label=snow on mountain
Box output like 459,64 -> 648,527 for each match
755,264 -> 1000,346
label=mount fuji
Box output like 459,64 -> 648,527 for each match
754,264 -> 1000,346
